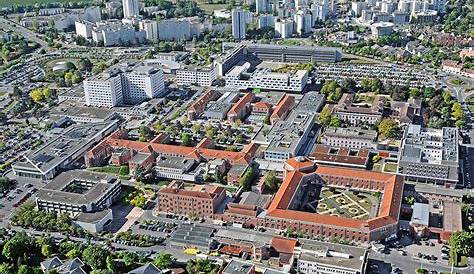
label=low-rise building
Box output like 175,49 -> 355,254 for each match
397,124 -> 459,186
187,89 -> 221,120
157,181 -> 226,218
296,239 -> 368,274
321,127 -> 378,150
203,91 -> 239,121
333,94 -> 385,126
176,66 -> 217,87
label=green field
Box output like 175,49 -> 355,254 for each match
197,3 -> 227,14
0,0 -> 88,8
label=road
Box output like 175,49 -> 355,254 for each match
0,17 -> 50,50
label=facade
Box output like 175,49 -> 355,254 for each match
122,65 -> 166,103
321,127 -> 378,149
84,69 -> 124,107
85,64 -> 165,107
187,89 -> 222,120
155,156 -> 202,182
139,19 -> 159,42
370,22 -> 394,38
157,182 -> 226,218
274,19 -> 294,39
397,124 -> 459,186
294,10 -> 312,35
122,0 -> 139,18
204,91 -> 239,120
225,63 -> 308,92
176,66 -> 217,87
232,8 -> 248,40
227,93 -> 254,123
91,20 -> 146,47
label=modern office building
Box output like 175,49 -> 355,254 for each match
397,124 -> 459,186
12,120 -> 119,180
176,66 -> 217,87
225,63 -> 308,92
122,0 -> 139,18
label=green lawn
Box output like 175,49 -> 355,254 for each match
89,165 -> 130,177
0,0 -> 87,7
197,3 -> 227,14
383,163 -> 398,173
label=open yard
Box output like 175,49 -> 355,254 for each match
314,187 -> 381,220
197,3 -> 227,14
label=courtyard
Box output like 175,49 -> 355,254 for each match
305,187 -> 381,220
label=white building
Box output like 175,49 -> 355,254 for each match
75,20 -> 94,38
294,10 -> 312,35
351,1 -> 367,17
84,6 -> 102,23
232,8 -> 247,40
311,3 -> 328,23
176,66 -> 217,87
139,19 -> 158,41
91,20 -> 146,46
225,63 -> 308,92
370,22 -> 394,38
123,65 -> 165,103
84,69 -> 124,107
274,18 -> 294,38
122,0 -> 139,18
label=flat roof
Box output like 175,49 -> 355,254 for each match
36,170 -> 120,206
223,260 -> 254,274
411,203 -> 430,227
298,239 -> 367,271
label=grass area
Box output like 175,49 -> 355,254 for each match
354,93 -> 375,104
383,163 -> 398,173
448,78 -> 464,86
88,165 -> 130,177
197,3 -> 227,14
0,0 -> 86,7
155,180 -> 170,187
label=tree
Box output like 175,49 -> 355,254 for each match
264,170 -> 279,190
319,106 -> 332,126
139,126 -> 154,142
154,120 -> 164,132
329,116 -> 341,127
181,116 -> 189,127
0,176 -> 10,192
264,113 -> 271,125
17,265 -> 31,274
181,133 -> 192,146
239,166 -> 255,191
82,245 -> 110,270
377,118 -> 398,138
2,231 -> 35,264
186,259 -> 219,274
29,89 -> 44,103
106,255 -> 115,273
154,252 -> 173,270
191,123 -> 201,134
0,263 -> 12,274
449,231 -> 474,256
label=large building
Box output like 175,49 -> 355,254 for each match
84,64 -> 165,107
12,121 -> 119,180
321,127 -> 378,149
139,19 -> 158,42
397,124 -> 459,186
231,8 -> 248,40
84,69 -> 124,107
333,94 -> 386,126
176,66 -> 217,87
122,0 -> 139,18
225,63 -> 308,92
274,19 -> 294,39
221,43 -> 343,63
157,181 -> 226,218
296,239 -> 368,274
90,20 -> 146,47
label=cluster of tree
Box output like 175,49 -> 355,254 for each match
442,0 -> 473,36
239,166 -> 256,191
186,259 -> 220,274
417,87 -> 466,129
139,126 -> 155,142
275,63 -> 315,74
320,80 -> 344,102
11,201 -> 88,237
246,26 -> 275,40
29,87 -> 55,104
264,170 -> 280,192
154,41 -> 185,53
0,36 -> 38,64
115,231 -> 162,247
2,2 -> 91,15
0,176 -> 11,192
318,106 -> 342,128
449,231 -> 474,266
377,118 -> 399,139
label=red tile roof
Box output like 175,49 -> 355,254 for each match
270,94 -> 294,120
271,237 -> 297,254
